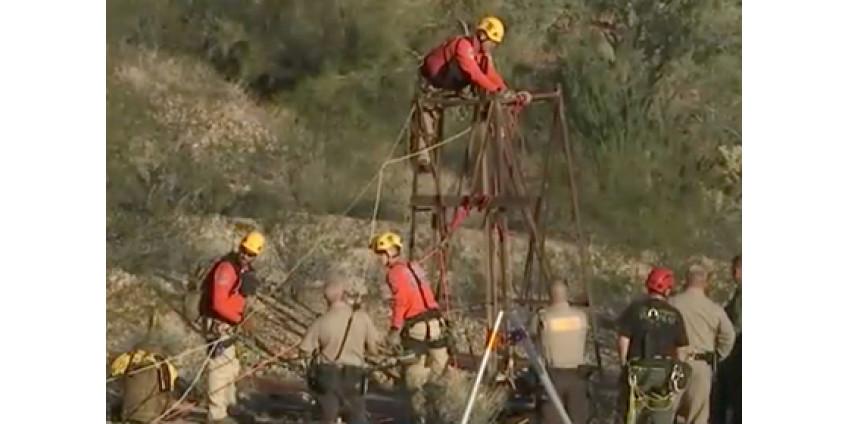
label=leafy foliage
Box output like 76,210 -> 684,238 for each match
106,0 -> 741,270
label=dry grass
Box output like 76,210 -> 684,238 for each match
423,367 -> 507,424
112,47 -> 294,155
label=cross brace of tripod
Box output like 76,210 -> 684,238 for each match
405,84 -> 604,376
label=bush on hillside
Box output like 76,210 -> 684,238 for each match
106,0 -> 741,274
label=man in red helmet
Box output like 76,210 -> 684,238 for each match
616,268 -> 691,424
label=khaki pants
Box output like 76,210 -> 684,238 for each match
410,79 -> 444,167
207,345 -> 240,421
404,319 -> 450,389
403,318 -> 450,420
676,360 -> 711,424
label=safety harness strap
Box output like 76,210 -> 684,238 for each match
396,262 -> 450,352
624,357 -> 691,423
333,311 -> 356,362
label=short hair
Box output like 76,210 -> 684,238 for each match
549,280 -> 568,301
732,254 -> 741,270
686,262 -> 712,284
323,278 -> 346,303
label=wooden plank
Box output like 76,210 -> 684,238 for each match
410,194 -> 536,208
512,298 -> 591,308
419,90 -> 561,107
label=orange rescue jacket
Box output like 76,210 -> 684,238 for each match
207,257 -> 251,325
385,261 -> 440,331
420,35 -> 507,93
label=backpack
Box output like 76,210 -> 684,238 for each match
111,350 -> 178,422
182,257 -> 222,325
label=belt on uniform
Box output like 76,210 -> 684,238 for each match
692,351 -> 719,375
692,352 -> 716,362
548,365 -> 595,378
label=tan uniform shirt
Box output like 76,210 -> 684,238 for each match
531,302 -> 588,369
300,302 -> 381,367
669,288 -> 736,359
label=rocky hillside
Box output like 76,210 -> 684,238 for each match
107,2 -> 740,421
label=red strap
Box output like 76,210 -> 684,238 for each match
448,205 -> 471,232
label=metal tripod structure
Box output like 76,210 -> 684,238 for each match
406,85 -> 604,378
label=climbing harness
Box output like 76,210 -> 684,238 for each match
624,358 -> 692,424
393,261 -> 452,355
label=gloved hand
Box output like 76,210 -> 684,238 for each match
239,316 -> 256,334
240,270 -> 261,296
386,328 -> 402,349
516,91 -> 533,105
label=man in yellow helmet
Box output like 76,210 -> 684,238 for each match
203,231 -> 265,424
413,15 -> 532,169
370,231 -> 451,422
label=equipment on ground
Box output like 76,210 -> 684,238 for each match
505,310 -> 574,424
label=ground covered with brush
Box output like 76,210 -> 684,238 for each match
107,1 -> 740,422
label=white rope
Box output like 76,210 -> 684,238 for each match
106,338 -> 220,383
368,125 -> 474,240
150,337 -> 220,423
108,109 -> 416,384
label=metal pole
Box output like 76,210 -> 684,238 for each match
555,89 -> 603,374
506,311 -> 574,424
460,310 -> 505,424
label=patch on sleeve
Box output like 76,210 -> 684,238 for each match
548,316 -> 584,332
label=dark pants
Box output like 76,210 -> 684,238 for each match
311,364 -> 368,424
539,368 -> 590,424
713,335 -> 741,424
620,361 -> 678,424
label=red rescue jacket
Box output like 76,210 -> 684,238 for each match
420,35 -> 507,93
385,260 -> 440,330
207,255 -> 251,325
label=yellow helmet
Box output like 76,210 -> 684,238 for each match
239,231 -> 265,256
477,16 -> 505,43
110,350 -> 179,390
370,231 -> 403,253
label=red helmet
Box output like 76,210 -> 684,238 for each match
645,268 -> 675,294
